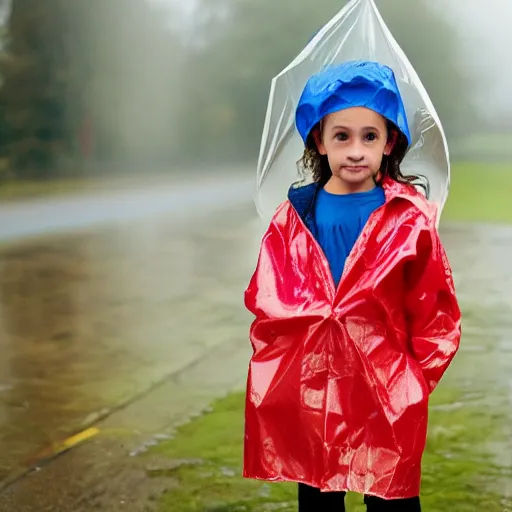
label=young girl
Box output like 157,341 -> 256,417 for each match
244,61 -> 461,511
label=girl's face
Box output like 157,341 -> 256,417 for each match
313,107 -> 396,193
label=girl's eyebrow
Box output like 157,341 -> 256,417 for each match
330,125 -> 381,132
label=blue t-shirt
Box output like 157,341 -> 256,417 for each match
314,186 -> 386,286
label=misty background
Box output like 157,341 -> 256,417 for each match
0,0 -> 509,183
0,2 -> 511,509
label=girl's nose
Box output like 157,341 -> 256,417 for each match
347,141 -> 365,162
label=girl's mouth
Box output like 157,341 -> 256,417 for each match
343,166 -> 368,172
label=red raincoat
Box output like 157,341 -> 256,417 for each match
244,178 -> 461,499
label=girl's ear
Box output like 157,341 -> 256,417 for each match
312,128 -> 327,156
384,130 -> 398,156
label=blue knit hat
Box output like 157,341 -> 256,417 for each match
295,60 -> 411,145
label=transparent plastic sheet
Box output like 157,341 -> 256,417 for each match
255,0 -> 450,227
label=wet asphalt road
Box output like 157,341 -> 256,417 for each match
0,173 -> 259,486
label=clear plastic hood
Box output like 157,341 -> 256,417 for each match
255,0 -> 450,227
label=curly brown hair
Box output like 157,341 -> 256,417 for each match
298,120 -> 425,193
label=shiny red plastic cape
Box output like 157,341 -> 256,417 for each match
244,178 -> 461,499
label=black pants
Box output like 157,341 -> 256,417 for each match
298,483 -> 421,511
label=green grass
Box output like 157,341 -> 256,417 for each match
443,162 -> 512,223
147,387 -> 510,512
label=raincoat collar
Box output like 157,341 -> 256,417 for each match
287,177 -> 432,232
287,182 -> 319,237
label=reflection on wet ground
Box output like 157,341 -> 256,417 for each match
0,202 -> 260,484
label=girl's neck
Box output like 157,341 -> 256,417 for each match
324,175 -> 376,195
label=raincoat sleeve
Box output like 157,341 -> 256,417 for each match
244,204 -> 286,321
244,216 -> 285,357
405,223 -> 461,393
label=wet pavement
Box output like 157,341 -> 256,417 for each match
0,174 -> 259,487
0,179 -> 511,508
440,223 -> 512,501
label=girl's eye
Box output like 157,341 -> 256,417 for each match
335,132 -> 348,141
365,132 -> 378,142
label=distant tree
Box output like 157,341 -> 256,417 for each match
0,0 -> 185,178
0,0 -> 70,177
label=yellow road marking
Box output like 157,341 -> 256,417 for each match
54,427 -> 100,455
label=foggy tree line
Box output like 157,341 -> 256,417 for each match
0,0 -> 476,180
0,0 -> 184,179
